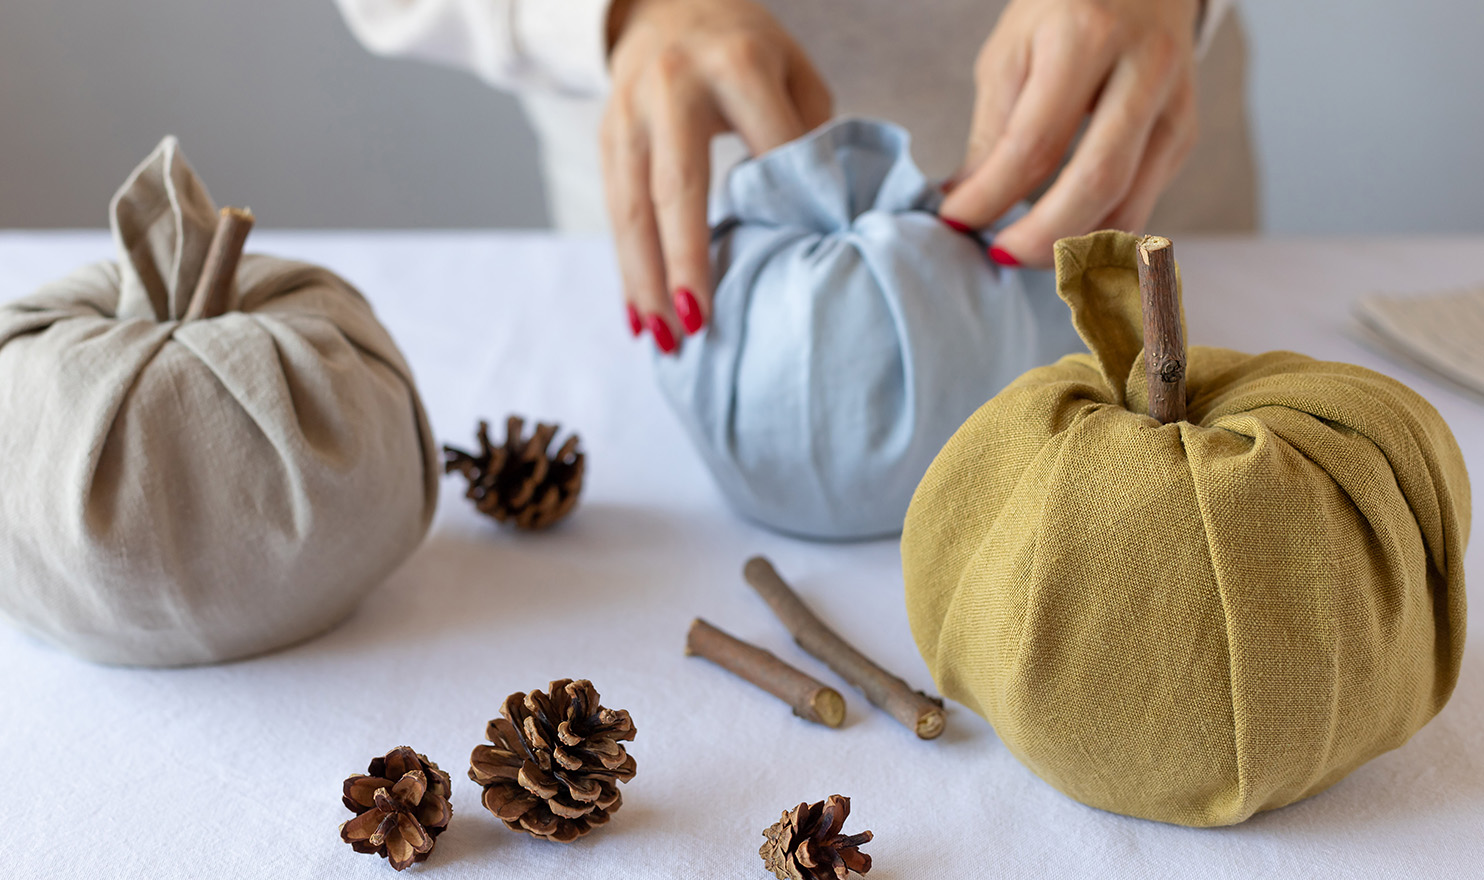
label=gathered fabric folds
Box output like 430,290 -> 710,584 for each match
654,118 -> 1084,539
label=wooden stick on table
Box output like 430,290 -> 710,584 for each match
686,618 -> 846,728
1136,234 -> 1188,424
742,557 -> 946,740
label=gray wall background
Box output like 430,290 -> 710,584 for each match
1,1 -> 1480,233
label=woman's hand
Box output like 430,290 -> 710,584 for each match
604,0 -> 831,353
939,0 -> 1203,268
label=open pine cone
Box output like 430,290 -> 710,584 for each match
340,746 -> 453,871
760,795 -> 873,880
444,416 -> 584,530
469,679 -> 637,842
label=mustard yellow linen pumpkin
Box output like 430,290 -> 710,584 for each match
902,230 -> 1470,826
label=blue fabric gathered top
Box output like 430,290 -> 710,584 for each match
653,118 -> 1085,539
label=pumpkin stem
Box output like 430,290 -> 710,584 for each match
1136,234 -> 1188,424
183,206 -> 254,321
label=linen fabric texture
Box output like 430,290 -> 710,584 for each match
902,231 -> 1471,826
0,138 -> 440,666
653,118 -> 1084,539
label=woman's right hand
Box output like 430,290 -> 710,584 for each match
604,0 -> 831,354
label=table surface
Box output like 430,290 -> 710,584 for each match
2,232 -> 1481,879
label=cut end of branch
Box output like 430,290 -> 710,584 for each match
915,706 -> 947,740
1138,234 -> 1171,265
809,688 -> 847,728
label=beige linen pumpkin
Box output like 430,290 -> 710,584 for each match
902,230 -> 1470,826
0,137 -> 439,666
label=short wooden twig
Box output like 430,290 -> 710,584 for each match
1136,234 -> 1187,424
184,206 -> 255,321
742,557 -> 946,740
685,618 -> 846,728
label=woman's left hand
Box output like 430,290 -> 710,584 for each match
939,0 -> 1203,268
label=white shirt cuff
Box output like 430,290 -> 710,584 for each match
334,0 -> 613,97
513,0 -> 614,95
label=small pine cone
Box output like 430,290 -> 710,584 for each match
444,415 -> 584,530
340,746 -> 453,871
469,679 -> 637,842
760,795 -> 873,880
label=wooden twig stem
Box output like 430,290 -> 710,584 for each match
184,206 -> 255,321
742,557 -> 946,740
685,618 -> 846,728
1136,234 -> 1187,424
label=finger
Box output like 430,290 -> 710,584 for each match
712,63 -> 809,155
785,47 -> 834,131
601,106 -> 679,355
990,49 -> 1183,266
938,20 -> 1120,228
1100,79 -> 1198,234
649,80 -> 719,336
949,33 -> 1030,192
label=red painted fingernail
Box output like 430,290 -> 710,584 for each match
940,216 -> 974,235
674,287 -> 704,334
626,303 -> 642,337
988,245 -> 1021,267
647,314 -> 678,354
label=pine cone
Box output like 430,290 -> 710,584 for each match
469,679 -> 637,842
760,795 -> 873,880
340,746 -> 453,871
444,416 -> 584,530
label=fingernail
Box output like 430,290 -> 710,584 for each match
940,216 -> 974,236
674,287 -> 704,334
988,245 -> 1021,267
626,303 -> 643,337
647,314 -> 678,355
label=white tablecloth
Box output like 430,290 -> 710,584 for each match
3,232 -> 1481,879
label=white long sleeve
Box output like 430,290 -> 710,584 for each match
333,0 -> 614,96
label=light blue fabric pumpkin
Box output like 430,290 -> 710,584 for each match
653,118 -> 1083,539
